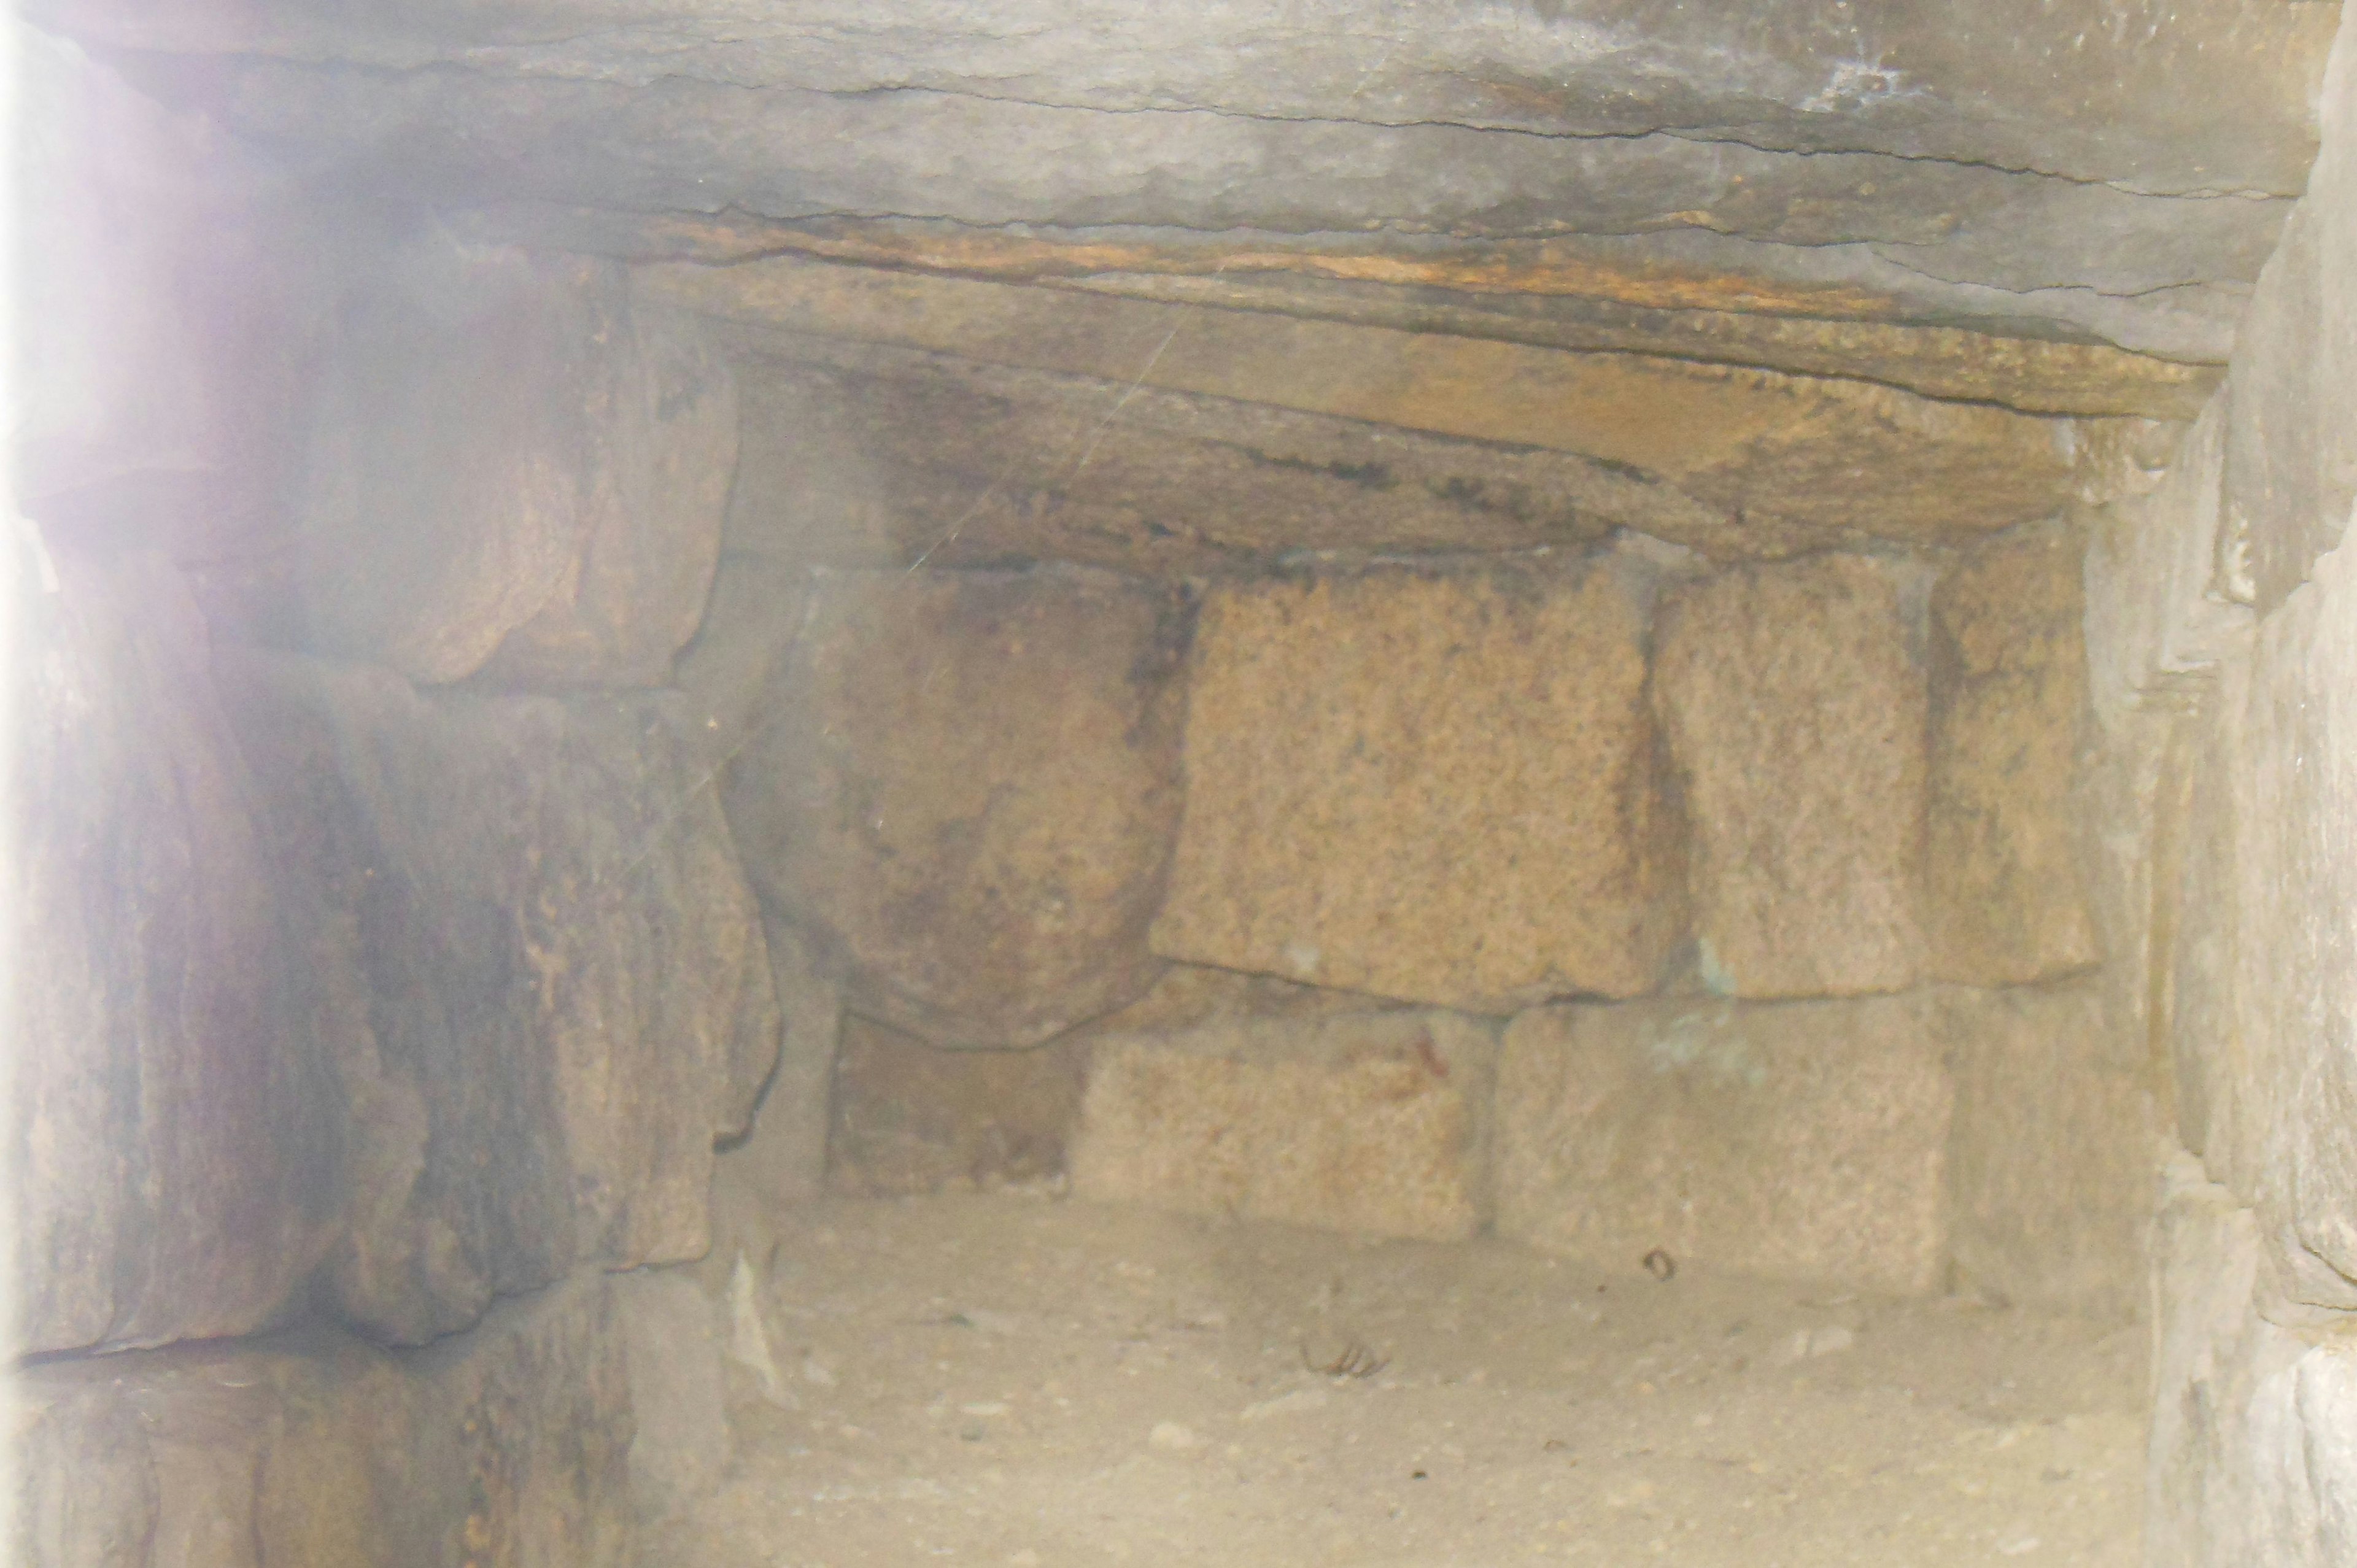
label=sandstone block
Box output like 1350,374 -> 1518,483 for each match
1496,994 -> 1953,1294
1070,1011 -> 1498,1242
7,1275 -> 634,1568
826,1015 -> 1089,1196
1941,983 -> 2158,1318
297,237 -> 735,687
1927,528 -> 2100,986
1152,554 -> 1681,1011
735,564 -> 1186,1048
221,657 -> 772,1343
1654,554 -> 1929,998
7,550 -> 336,1358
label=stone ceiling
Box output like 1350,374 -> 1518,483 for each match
39,0 -> 2341,568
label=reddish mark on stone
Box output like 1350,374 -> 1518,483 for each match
1413,1034 -> 1448,1079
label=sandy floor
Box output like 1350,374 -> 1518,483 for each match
644,1194 -> 2146,1567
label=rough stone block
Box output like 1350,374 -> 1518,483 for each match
2224,17 -> 2357,614
1496,994 -> 1953,1294
1943,983 -> 2158,1318
1927,527 -> 2100,986
2227,535 -> 2357,1307
6,1275 -> 634,1568
2148,1162 -> 2357,1568
2083,400 -> 2253,725
220,655 -> 771,1343
826,1015 -> 1089,1196
7,550 -> 336,1358
1152,554 -> 1681,1011
735,564 -> 1186,1048
1070,1010 -> 1498,1242
1653,553 -> 1930,998
297,236 -> 735,687
615,1270 -> 731,1522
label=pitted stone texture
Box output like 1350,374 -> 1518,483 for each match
1654,554 -> 1929,998
1153,555 -> 1681,1012
1926,527 -> 2099,986
1496,994 -> 1953,1295
2148,1163 -> 2357,1568
1072,1011 -> 1498,1242
297,236 -> 735,687
2225,17 -> 2357,615
738,565 -> 1187,1049
826,1014 -> 1089,1197
8,550 -> 335,1359
222,657 -> 770,1343
1943,983 -> 2157,1318
6,1274 -> 634,1568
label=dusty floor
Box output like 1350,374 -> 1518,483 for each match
646,1194 -> 2145,1566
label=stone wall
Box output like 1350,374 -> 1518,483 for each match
2080,11 -> 2357,1559
4,52 -> 762,1559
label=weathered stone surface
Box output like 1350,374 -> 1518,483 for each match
584,217 -> 2220,417
659,258 -> 2078,552
672,552 -> 812,770
1654,554 -> 1929,998
1071,1011 -> 1499,1243
1926,526 -> 2099,986
826,1016 -> 1089,1197
297,236 -> 735,687
6,1275 -> 635,1568
2148,1162 -> 2357,1568
220,656 -> 770,1343
1081,963 -> 1412,1040
736,565 -> 1186,1049
7,549 -> 336,1358
44,0 -> 2331,195
2083,396 -> 2253,727
721,343 -> 1657,576
1496,994 -> 1953,1294
1943,983 -> 2158,1318
702,916 -> 843,1294
1154,555 -> 1681,1011
2225,17 -> 2357,614
615,1270 -> 731,1523
2226,534 -> 2357,1307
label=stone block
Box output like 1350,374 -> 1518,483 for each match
7,550 -> 336,1358
671,551 -> 813,774
2224,17 -> 2357,614
1496,994 -> 1953,1294
1070,1010 -> 1498,1243
1152,554 -> 1681,1011
826,1015 -> 1089,1196
1653,553 -> 1930,997
6,1275 -> 633,1568
2226,535 -> 2357,1307
2148,1162 -> 2357,1568
2083,398 -> 2253,725
1926,527 -> 2100,986
615,1270 -> 732,1522
703,917 -> 845,1292
735,564 -> 1187,1048
220,655 -> 770,1343
297,236 -> 735,687
1942,983 -> 2158,1318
